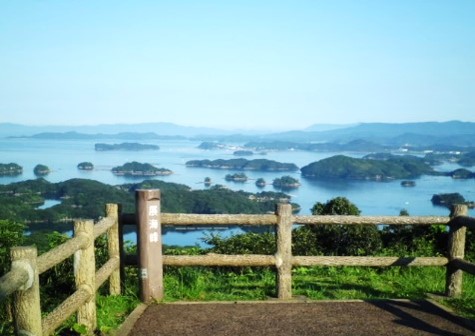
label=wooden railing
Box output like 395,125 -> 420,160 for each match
0,204 -> 120,336
124,190 -> 475,302
2,189 -> 475,335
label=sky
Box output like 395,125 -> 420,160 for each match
0,1 -> 474,131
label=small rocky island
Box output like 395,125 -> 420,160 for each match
431,192 -> 474,209
255,178 -> 266,187
186,159 -> 298,172
225,173 -> 248,182
33,164 -> 50,176
77,162 -> 94,170
0,163 -> 22,176
272,176 -> 300,189
112,161 -> 172,176
95,142 -> 160,151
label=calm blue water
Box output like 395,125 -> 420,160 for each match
1,137 -> 474,246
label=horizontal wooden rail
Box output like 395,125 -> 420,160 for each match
37,235 -> 89,275
293,215 -> 449,225
163,254 -> 276,266
95,257 -> 120,291
452,258 -> 475,275
122,212 -> 450,226
0,267 -> 29,300
41,286 -> 92,336
93,216 -> 116,239
292,256 -> 449,267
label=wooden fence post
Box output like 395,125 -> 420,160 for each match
74,220 -> 96,334
106,203 -> 121,295
11,246 -> 42,336
136,189 -> 163,302
276,203 -> 293,299
446,204 -> 468,297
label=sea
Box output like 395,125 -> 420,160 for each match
1,137 -> 474,246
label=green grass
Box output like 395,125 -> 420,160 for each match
161,265 -> 475,320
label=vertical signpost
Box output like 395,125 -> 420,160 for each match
136,189 -> 163,302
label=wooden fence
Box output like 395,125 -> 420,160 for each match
2,189 -> 475,335
0,204 -> 120,336
125,190 -> 475,302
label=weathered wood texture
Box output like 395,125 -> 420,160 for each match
93,216 -> 115,239
276,204 -> 293,299
96,257 -> 120,291
136,189 -> 163,303
162,213 -> 278,225
74,220 -> 97,334
106,203 -> 121,295
163,254 -> 276,266
294,215 -> 449,225
0,267 -> 29,300
42,287 -> 91,336
11,246 -> 42,336
37,235 -> 88,274
123,213 -> 450,226
446,205 -> 468,297
292,256 -> 448,267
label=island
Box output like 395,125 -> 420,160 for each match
198,142 -> 227,150
225,173 -> 248,182
204,177 -> 212,186
400,180 -> 416,187
77,162 -> 94,170
272,176 -> 300,189
233,150 -> 253,156
186,159 -> 299,172
448,168 -> 474,179
0,163 -> 22,176
112,161 -> 172,176
300,155 -> 435,181
431,193 -> 474,209
95,142 -> 159,151
255,178 -> 266,187
34,164 -> 50,176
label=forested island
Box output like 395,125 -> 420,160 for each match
186,158 -> 298,171
0,163 -> 22,176
225,173 -> 248,182
431,193 -> 474,209
300,155 -> 435,180
272,176 -> 300,189
33,164 -> 50,176
77,162 -> 94,170
95,142 -> 160,151
112,162 -> 172,176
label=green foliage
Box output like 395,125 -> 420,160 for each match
204,232 -> 276,255
186,158 -> 298,171
272,175 -> 300,189
112,161 -> 171,176
301,154 -> 435,180
33,164 -> 50,176
0,163 -> 22,176
0,220 -> 25,274
225,173 -> 248,182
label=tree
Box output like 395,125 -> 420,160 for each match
303,197 -> 382,256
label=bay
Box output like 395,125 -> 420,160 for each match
1,137 -> 474,246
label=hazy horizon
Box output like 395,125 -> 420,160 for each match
1,1 -> 474,130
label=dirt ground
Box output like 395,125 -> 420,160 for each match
124,300 -> 475,336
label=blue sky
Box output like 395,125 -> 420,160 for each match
0,1 -> 474,131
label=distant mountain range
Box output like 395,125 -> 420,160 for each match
2,121 -> 475,148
